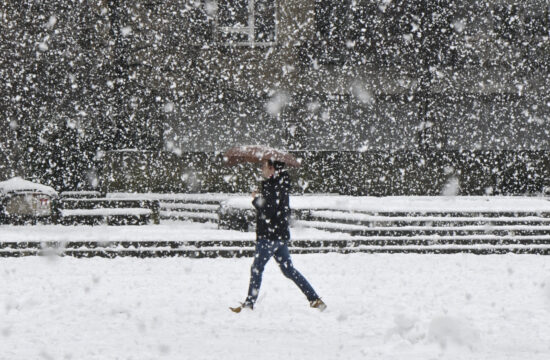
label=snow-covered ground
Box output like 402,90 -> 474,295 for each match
2,196 -> 550,358
0,221 -> 353,243
1,252 -> 550,359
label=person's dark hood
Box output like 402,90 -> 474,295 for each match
266,170 -> 290,189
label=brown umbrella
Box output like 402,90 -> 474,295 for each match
223,145 -> 301,168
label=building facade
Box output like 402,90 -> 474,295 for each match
1,0 -> 549,194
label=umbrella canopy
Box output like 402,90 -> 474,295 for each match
223,145 -> 301,168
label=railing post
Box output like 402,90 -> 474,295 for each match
150,200 -> 160,225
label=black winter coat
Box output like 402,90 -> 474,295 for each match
252,171 -> 291,242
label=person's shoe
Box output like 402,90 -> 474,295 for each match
310,298 -> 327,312
229,302 -> 253,313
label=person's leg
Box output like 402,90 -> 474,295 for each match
274,242 -> 320,302
244,239 -> 275,306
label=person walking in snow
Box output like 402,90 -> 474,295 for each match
230,159 -> 326,313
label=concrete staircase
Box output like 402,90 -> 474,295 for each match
3,194 -> 550,257
292,209 -> 550,254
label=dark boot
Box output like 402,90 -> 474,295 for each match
310,298 -> 327,312
229,302 -> 254,313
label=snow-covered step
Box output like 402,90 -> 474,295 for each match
3,234 -> 550,258
299,222 -> 550,233
159,210 -> 219,222
107,193 -> 232,203
2,243 -> 550,257
289,235 -> 550,247
61,208 -> 152,217
159,202 -> 219,211
308,210 -> 550,224
294,219 -> 550,237
157,200 -> 221,224
288,244 -> 550,255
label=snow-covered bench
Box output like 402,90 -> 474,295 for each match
53,197 -> 160,225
